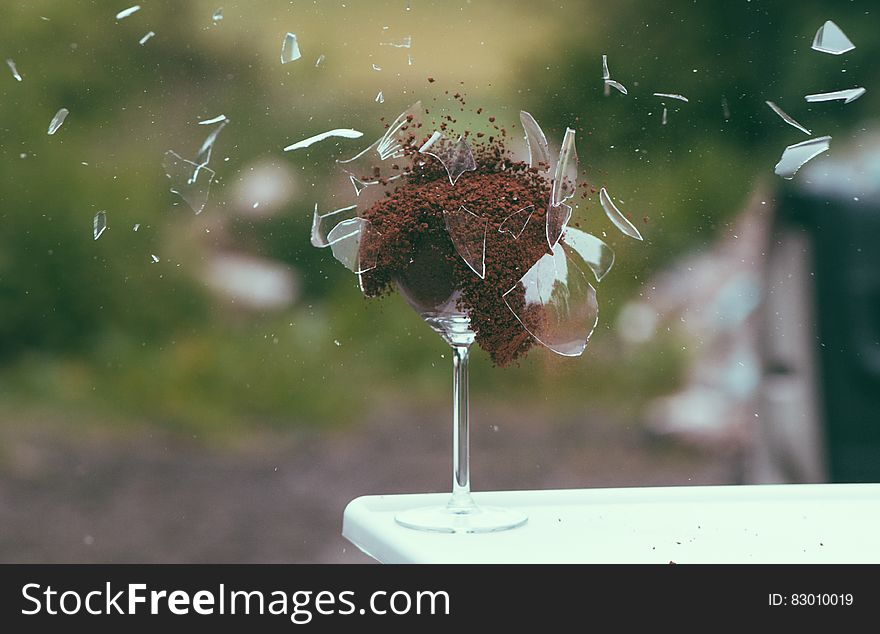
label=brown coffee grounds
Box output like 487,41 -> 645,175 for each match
357,130 -> 554,366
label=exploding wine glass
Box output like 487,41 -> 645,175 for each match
310,103 -> 635,533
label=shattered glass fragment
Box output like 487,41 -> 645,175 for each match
498,205 -> 536,239
6,59 -> 22,81
443,205 -> 488,278
315,54 -> 325,67
765,101 -> 811,135
283,128 -> 363,152
419,131 -> 442,153
520,111 -> 551,172
47,108 -> 69,135
604,79 -> 628,95
311,203 -> 358,247
546,202 -> 572,250
150,254 -> 160,263
116,5 -> 141,20
93,211 -> 107,240
551,127 -> 577,207
163,150 -> 215,214
653,92 -> 689,102
371,63 -> 382,71
375,91 -> 384,104
381,36 -> 412,48
133,223 -> 140,232
212,7 -> 223,23
419,134 -> 477,185
773,136 -> 831,180
804,87 -> 865,104
407,53 -> 413,66
662,106 -> 668,125
812,20 -> 855,55
194,119 -> 228,167
561,227 -> 615,282
601,54 -> 610,80
138,31 -> 155,45
502,241 -> 599,357
599,187 -> 643,241
198,114 -> 227,125
722,96 -> 730,121
325,217 -> 379,274
281,32 -> 302,64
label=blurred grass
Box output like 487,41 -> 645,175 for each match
0,0 -> 875,433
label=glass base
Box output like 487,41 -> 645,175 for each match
395,503 -> 528,534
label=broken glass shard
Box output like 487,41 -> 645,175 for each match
418,130 -> 442,153
6,59 -> 22,81
47,108 -> 69,135
150,254 -> 159,263
281,33 -> 302,63
381,36 -> 412,48
326,217 -> 379,274
773,136 -> 831,180
443,206 -> 488,278
520,111 -> 551,172
194,119 -> 228,166
722,96 -> 731,121
546,202 -> 572,249
604,80 -> 628,95
138,31 -> 155,45
552,127 -> 577,207
163,150 -> 215,214
601,54 -> 610,80
662,106 -> 668,125
133,223 -> 140,232
503,241 -> 599,357
407,53 -> 413,66
599,187 -> 643,241
311,203 -> 358,247
765,101 -> 811,135
315,54 -> 325,67
284,128 -> 363,152
375,91 -> 384,104
653,92 -> 689,102
93,211 -> 107,240
560,227 -> 615,282
371,63 -> 382,71
116,5 -> 140,20
498,205 -> 536,239
212,7 -> 223,23
811,20 -> 855,55
804,87 -> 866,104
198,114 -> 227,125
419,134 -> 476,185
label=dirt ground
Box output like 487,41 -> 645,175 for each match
0,403 -> 742,563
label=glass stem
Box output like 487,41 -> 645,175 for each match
449,343 -> 476,511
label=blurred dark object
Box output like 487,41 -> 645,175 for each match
750,132 -> 880,483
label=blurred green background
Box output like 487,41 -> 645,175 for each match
0,0 -> 875,434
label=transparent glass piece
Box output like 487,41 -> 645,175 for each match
765,101 -> 811,135
281,32 -> 302,64
444,205 -> 488,279
163,150 -> 215,214
407,53 -> 413,66
551,127 -> 577,206
419,134 -> 477,185
325,217 -> 379,274
662,106 -> 668,125
498,205 -> 536,239
722,96 -> 731,121
546,202 -> 572,249
371,63 -> 382,71
150,254 -> 160,263
502,241 -> 599,357
375,91 -> 384,104
561,227 -> 615,282
315,54 -> 325,67
519,111 -> 551,172
653,92 -> 689,102
138,31 -> 155,45
812,20 -> 855,55
311,203 -> 357,247
599,187 -> 643,241
93,211 -> 107,240
773,135 -> 831,180
133,223 -> 140,232
601,53 -> 610,80
194,119 -> 227,167
6,59 -> 22,81
115,5 -> 140,20
804,87 -> 866,104
604,79 -> 628,95
283,128 -> 363,152
198,114 -> 226,125
381,36 -> 412,48
212,7 -> 223,23
47,108 -> 69,135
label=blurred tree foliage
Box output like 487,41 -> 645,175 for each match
0,0 -> 875,430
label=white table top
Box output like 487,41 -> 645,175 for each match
342,484 -> 880,563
